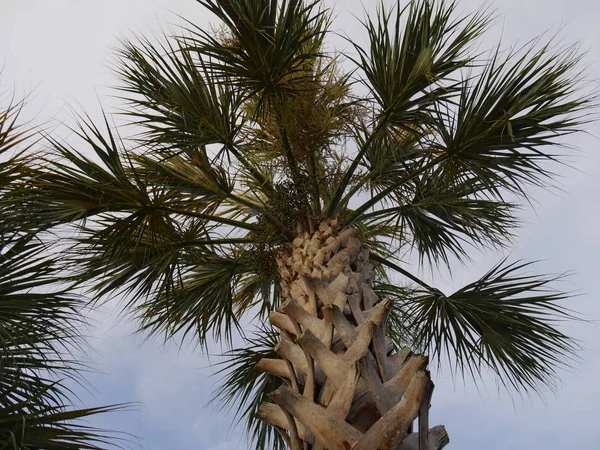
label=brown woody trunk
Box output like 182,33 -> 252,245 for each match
256,219 -> 449,450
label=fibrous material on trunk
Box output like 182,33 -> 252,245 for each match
256,219 -> 449,450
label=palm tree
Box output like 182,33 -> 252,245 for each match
2,0 -> 592,448
0,97 -> 124,449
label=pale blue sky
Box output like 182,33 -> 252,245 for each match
2,1 -> 600,449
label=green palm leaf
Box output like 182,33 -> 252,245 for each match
211,326 -> 285,450
433,41 -> 591,197
351,0 -> 489,131
116,37 -> 242,152
362,176 -> 518,265
0,102 -> 32,190
0,234 -> 126,449
0,399 -> 126,450
391,259 -> 578,391
0,95 -> 125,450
325,0 -> 490,216
189,0 -> 329,106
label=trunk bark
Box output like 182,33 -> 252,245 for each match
256,219 -> 449,450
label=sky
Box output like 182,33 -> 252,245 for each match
1,0 -> 600,449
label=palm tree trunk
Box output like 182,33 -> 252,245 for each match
256,218 -> 449,450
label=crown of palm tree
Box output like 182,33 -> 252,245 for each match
1,1 -> 593,449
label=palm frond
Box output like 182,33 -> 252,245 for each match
3,109 -> 277,346
358,124 -> 422,193
325,0 -> 490,216
189,0 -> 329,108
362,176 -> 519,265
7,109 -> 260,284
69,210 -> 192,298
0,94 -> 130,449
433,40 -> 593,197
211,326 -> 285,450
352,0 -> 488,130
7,114 -> 151,231
0,236 -> 83,410
343,38 -> 593,228
68,213 -> 273,346
116,32 -> 276,195
0,399 -> 127,450
132,152 -> 237,206
116,36 -> 245,156
0,99 -> 38,234
399,259 -> 578,392
8,109 -> 260,233
0,101 -> 33,190
0,234 -> 125,449
134,253 -> 241,346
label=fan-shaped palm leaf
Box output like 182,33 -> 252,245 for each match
0,98 -> 124,450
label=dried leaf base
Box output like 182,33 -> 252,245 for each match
257,219 -> 449,450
